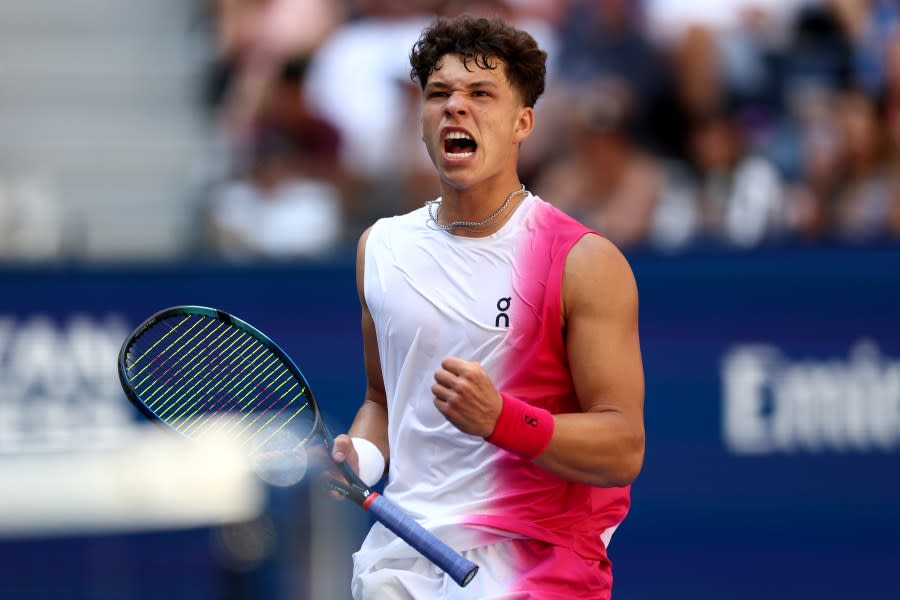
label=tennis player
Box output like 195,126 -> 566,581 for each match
332,14 -> 645,599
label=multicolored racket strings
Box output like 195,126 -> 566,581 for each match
119,307 -> 319,456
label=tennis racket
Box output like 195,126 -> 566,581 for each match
117,305 -> 478,587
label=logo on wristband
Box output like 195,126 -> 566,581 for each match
488,394 -> 554,459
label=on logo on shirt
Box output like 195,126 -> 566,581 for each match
495,297 -> 511,328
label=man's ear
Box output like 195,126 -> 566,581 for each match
513,106 -> 535,144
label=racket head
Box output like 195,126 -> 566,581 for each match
118,306 -> 340,484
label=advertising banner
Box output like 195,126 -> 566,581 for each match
1,246 -> 897,598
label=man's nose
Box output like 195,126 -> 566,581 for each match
444,92 -> 467,116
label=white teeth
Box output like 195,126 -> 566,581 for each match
446,151 -> 474,159
445,131 -> 473,141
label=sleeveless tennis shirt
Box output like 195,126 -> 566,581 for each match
359,193 -> 630,579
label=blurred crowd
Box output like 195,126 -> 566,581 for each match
199,0 -> 900,260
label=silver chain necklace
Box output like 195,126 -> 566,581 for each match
426,185 -> 528,232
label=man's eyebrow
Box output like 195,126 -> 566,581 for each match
424,80 -> 499,90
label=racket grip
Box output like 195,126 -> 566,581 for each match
364,493 -> 478,587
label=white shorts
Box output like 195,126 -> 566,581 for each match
352,538 -> 523,600
351,530 -> 611,600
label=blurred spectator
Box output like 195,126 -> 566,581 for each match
829,0 -> 900,94
649,24 -> 741,163
783,86 -> 842,240
204,0 -> 346,181
666,110 -> 786,249
533,90 -> 663,248
205,127 -> 343,260
830,89 -> 896,242
549,0 -> 668,153
780,3 -> 854,106
788,86 -> 898,244
207,0 -> 345,117
302,1 -> 437,181
254,58 -> 343,183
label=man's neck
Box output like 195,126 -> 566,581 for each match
432,180 -> 529,237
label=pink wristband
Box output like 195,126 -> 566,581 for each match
485,393 -> 554,459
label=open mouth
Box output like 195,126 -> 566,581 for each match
443,131 -> 477,159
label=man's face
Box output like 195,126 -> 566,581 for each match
421,53 -> 532,191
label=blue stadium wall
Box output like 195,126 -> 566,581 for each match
0,244 -> 898,599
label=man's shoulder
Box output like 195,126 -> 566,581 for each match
568,234 -> 626,268
377,204 -> 430,231
363,204 -> 431,249
565,234 -> 637,304
529,196 -> 594,235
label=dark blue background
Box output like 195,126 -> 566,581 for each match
0,244 -> 898,599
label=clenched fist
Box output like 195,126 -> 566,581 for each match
431,356 -> 503,437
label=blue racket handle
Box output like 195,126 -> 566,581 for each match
364,493 -> 478,587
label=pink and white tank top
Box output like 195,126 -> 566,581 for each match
363,193 -> 630,561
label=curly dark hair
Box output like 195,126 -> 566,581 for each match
409,15 -> 547,108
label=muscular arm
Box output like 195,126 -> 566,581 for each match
433,235 -> 644,488
331,227 -> 389,477
534,234 -> 645,487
